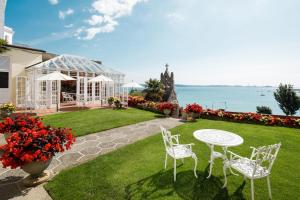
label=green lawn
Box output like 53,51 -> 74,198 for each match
42,108 -> 158,137
45,119 -> 300,200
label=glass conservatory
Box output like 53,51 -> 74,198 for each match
17,54 -> 127,109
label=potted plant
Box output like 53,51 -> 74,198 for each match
185,103 -> 203,121
0,114 -> 44,140
181,109 -> 188,121
0,103 -> 16,117
114,98 -> 122,109
107,97 -> 114,107
0,115 -> 75,186
157,102 -> 175,116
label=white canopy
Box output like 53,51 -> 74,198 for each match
37,71 -> 75,112
37,71 -> 75,81
122,82 -> 143,88
88,75 -> 114,83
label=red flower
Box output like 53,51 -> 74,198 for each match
156,102 -> 176,112
0,116 -> 75,169
185,103 -> 203,114
44,143 -> 51,151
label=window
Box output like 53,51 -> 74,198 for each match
0,72 -> 9,88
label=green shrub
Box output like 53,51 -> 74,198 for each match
107,97 -> 114,107
0,39 -> 10,54
114,99 -> 122,109
256,106 -> 272,114
129,90 -> 144,97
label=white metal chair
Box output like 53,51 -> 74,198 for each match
223,143 -> 281,200
62,92 -> 75,102
160,126 -> 198,181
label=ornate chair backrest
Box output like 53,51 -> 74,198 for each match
250,143 -> 281,177
160,126 -> 174,153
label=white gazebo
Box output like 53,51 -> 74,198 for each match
88,75 -> 114,107
122,81 -> 144,103
16,54 -> 127,109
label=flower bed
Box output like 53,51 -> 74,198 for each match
128,96 -> 146,107
201,110 -> 300,128
136,101 -> 162,114
0,114 -> 75,169
129,96 -> 178,115
157,102 -> 176,112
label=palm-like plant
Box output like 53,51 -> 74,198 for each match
0,39 -> 9,54
143,78 -> 164,102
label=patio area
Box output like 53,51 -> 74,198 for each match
43,119 -> 299,200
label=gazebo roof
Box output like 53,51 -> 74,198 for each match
27,54 -> 124,76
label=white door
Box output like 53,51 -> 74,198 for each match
16,76 -> 28,108
77,77 -> 85,105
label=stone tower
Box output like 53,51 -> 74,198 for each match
0,0 -> 7,39
160,64 -> 178,103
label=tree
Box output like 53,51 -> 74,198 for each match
143,78 -> 164,102
274,84 -> 300,116
0,39 -> 10,54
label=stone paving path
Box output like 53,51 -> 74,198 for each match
0,118 -> 183,200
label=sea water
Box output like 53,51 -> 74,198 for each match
176,86 -> 300,116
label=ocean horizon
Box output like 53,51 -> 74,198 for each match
176,85 -> 300,116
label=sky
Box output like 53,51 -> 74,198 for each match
5,0 -> 300,87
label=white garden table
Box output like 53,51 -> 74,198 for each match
193,129 -> 244,180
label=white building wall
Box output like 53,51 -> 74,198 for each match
0,48 -> 43,105
0,0 -> 7,39
4,26 -> 14,44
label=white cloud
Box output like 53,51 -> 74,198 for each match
166,12 -> 185,22
80,0 -> 147,40
87,15 -> 104,26
76,16 -> 119,40
64,24 -> 74,28
59,8 -> 74,20
92,0 -> 147,18
48,0 -> 59,5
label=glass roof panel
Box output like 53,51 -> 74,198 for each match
53,58 -> 70,70
29,54 -> 124,76
48,61 -> 58,70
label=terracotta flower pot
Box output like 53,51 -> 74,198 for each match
163,109 -> 171,116
22,158 -> 52,178
189,112 -> 199,121
181,112 -> 188,121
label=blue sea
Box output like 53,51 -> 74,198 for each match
176,86 -> 300,116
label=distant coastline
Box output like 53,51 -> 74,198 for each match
175,84 -> 274,88
175,86 -> 300,116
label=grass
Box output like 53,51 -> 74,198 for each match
42,108 -> 158,137
45,119 -> 300,200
